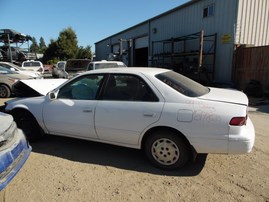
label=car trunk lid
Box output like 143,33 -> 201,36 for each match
198,87 -> 249,106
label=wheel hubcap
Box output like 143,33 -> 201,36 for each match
0,87 -> 7,97
152,138 -> 180,165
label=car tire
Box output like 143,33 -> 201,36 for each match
145,130 -> 190,170
0,84 -> 11,98
13,110 -> 43,142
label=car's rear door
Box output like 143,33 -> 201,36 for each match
95,74 -> 164,146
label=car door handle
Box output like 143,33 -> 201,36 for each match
143,113 -> 156,117
83,109 -> 93,113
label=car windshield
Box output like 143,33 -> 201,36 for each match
0,66 -> 17,74
65,60 -> 91,72
156,71 -> 209,97
57,62 -> 65,69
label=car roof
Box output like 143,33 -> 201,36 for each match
82,67 -> 170,76
90,60 -> 124,64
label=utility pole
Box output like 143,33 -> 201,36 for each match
7,34 -> 13,62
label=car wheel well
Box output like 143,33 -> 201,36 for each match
11,108 -> 32,117
0,83 -> 10,89
11,108 -> 44,141
142,126 -> 191,150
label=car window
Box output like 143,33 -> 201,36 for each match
57,62 -> 65,69
102,74 -> 159,102
95,63 -> 121,69
57,74 -> 104,100
156,70 -> 209,97
0,63 -> 11,69
65,60 -> 91,72
88,63 -> 94,71
0,66 -> 17,74
23,62 -> 41,67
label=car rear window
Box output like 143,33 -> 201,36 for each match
23,62 -> 41,67
156,71 -> 209,97
95,63 -> 124,69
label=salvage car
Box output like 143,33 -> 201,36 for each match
0,66 -> 33,98
2,68 -> 255,170
51,61 -> 66,78
64,59 -> 91,78
21,60 -> 44,74
0,112 -> 31,191
87,60 -> 127,71
0,62 -> 42,79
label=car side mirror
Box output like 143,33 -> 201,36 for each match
10,68 -> 16,71
48,91 -> 56,100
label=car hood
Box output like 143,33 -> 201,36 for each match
12,79 -> 67,97
198,87 -> 249,106
0,112 -> 13,135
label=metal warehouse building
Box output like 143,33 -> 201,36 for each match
95,0 -> 269,83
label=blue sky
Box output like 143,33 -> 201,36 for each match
0,0 -> 188,51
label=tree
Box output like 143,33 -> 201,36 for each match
39,37 -> 47,54
42,39 -> 58,63
56,27 -> 79,60
30,37 -> 39,53
76,45 -> 92,59
42,26 -> 93,63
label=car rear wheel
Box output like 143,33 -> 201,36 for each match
13,110 -> 43,142
145,130 -> 190,170
0,84 -> 11,98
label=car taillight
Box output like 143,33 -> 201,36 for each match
229,116 -> 247,126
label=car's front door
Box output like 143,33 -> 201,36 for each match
43,74 -> 104,139
95,74 -> 164,146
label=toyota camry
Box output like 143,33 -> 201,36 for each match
2,68 -> 255,170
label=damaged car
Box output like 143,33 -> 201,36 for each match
2,68 -> 255,170
0,66 -> 33,98
0,112 -> 31,191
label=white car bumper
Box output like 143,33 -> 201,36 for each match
228,118 -> 255,154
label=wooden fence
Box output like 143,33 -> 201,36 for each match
233,45 -> 269,95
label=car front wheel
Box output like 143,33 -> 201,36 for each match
145,130 -> 190,170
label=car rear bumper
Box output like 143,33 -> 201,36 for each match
0,129 -> 31,191
228,118 -> 255,154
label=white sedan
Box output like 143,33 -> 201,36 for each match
3,68 -> 255,170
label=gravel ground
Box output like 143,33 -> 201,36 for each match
0,98 -> 268,202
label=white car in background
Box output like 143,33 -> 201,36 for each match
0,62 -> 42,79
21,60 -> 44,74
87,60 -> 127,70
2,68 -> 255,170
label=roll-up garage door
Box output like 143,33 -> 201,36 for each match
135,36 -> 148,67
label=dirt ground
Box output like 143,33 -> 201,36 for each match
0,98 -> 268,202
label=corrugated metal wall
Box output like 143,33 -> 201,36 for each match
236,0 -> 269,46
95,23 -> 149,61
95,0 -> 269,82
149,0 -> 238,82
